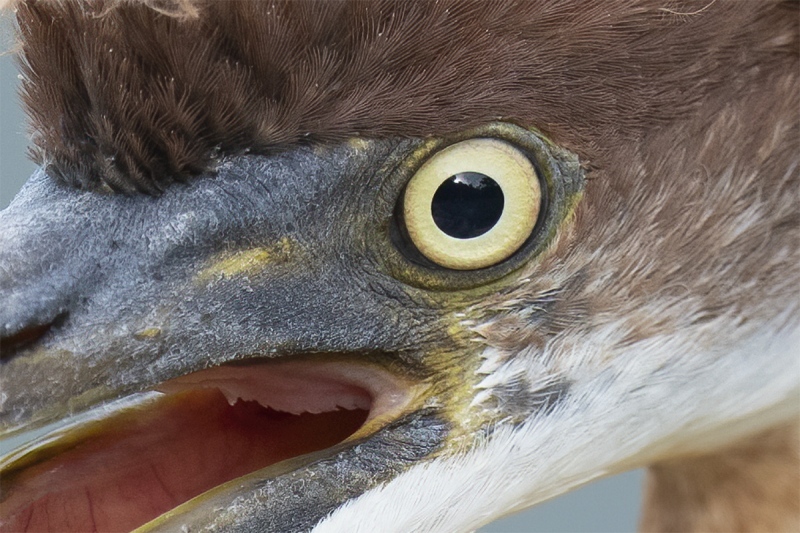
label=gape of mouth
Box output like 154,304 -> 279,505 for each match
0,359 -> 410,533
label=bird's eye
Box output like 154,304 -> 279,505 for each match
402,139 -> 542,270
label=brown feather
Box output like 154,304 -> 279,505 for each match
640,423 -> 800,532
9,1 -> 800,528
14,0 -> 797,193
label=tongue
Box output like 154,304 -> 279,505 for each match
1,389 -> 368,533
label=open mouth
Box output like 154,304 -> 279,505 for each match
0,357 -> 416,532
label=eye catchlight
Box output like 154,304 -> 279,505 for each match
402,138 -> 542,270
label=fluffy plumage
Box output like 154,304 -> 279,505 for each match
4,1 -> 799,530
16,0 -> 797,193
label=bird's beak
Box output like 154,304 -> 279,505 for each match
0,142 -> 486,531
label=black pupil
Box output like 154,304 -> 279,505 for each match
430,172 -> 504,239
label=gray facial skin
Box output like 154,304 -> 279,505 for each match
2,140 -> 437,430
0,124 -> 590,531
1,139 -> 454,530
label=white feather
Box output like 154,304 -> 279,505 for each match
313,314 -> 799,532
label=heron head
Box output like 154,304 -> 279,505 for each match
1,1 -> 798,531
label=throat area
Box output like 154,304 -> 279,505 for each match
0,359 -> 412,533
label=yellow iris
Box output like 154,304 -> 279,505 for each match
403,138 -> 541,270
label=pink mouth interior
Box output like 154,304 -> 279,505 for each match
1,360 -> 404,532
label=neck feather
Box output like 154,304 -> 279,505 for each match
640,423 -> 800,532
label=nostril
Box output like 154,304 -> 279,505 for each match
0,313 -> 67,362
